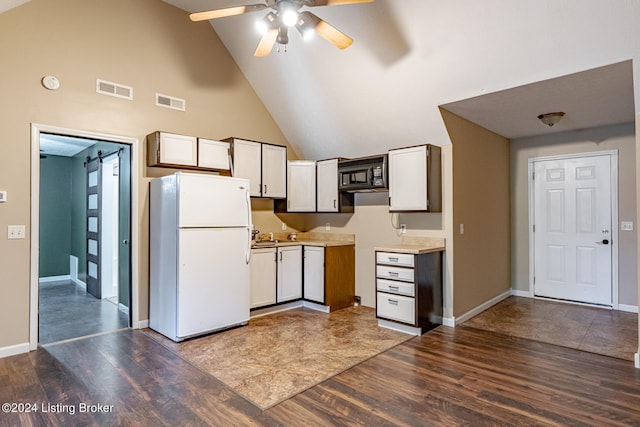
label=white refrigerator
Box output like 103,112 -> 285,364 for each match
149,172 -> 253,342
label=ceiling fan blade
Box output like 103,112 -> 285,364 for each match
190,4 -> 267,22
313,17 -> 353,49
309,0 -> 374,6
254,28 -> 279,56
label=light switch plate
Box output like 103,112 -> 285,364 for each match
621,221 -> 634,231
0,191 -> 6,202
8,225 -> 25,239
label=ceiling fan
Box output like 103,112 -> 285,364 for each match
190,0 -> 374,57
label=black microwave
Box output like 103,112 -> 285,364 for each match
338,154 -> 388,192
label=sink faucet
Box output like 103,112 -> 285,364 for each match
252,229 -> 260,240
268,232 -> 274,242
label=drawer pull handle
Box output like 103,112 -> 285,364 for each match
388,299 -> 399,305
388,272 -> 399,277
388,257 -> 399,262
388,285 -> 399,290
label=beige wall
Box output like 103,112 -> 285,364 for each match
511,123 -> 637,306
0,0 -> 295,349
441,110 -> 511,318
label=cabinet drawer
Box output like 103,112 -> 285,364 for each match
377,293 -> 415,324
376,265 -> 414,282
376,252 -> 414,267
377,278 -> 415,297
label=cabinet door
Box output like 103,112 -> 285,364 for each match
389,145 -> 427,211
198,139 -> 230,170
287,160 -> 316,212
250,248 -> 277,309
159,133 -> 197,166
317,159 -> 339,212
277,246 -> 302,302
262,144 -> 287,198
232,139 -> 262,197
303,246 -> 324,303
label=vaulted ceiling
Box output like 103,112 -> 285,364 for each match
161,0 -> 637,159
3,0 -> 637,159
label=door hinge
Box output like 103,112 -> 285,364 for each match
532,171 -> 535,180
533,224 -> 535,232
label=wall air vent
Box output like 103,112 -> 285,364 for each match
156,93 -> 186,112
96,79 -> 133,100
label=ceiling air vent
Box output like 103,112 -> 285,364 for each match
156,93 -> 186,112
96,79 -> 133,100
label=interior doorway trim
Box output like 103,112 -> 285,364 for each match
30,123 -> 140,351
527,150 -> 619,309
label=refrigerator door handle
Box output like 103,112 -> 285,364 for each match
245,227 -> 252,264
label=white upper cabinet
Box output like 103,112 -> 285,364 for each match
230,139 -> 262,197
147,132 -> 197,167
261,144 -> 287,199
388,144 -> 441,212
317,159 -> 339,212
287,160 -> 316,212
197,138 -> 230,171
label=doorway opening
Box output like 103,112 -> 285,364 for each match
30,124 -> 140,349
529,150 -> 619,308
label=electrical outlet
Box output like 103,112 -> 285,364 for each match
8,225 -> 25,239
281,222 -> 287,231
325,222 -> 331,231
460,223 -> 465,235
354,296 -> 361,307
400,224 -> 406,234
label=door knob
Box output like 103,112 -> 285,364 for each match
123,239 -> 128,245
596,239 -> 610,245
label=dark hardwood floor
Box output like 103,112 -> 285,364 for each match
39,280 -> 128,344
2,326 -> 639,426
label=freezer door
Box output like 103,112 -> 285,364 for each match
177,173 -> 252,227
177,228 -> 250,338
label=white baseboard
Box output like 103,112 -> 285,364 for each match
0,342 -> 30,359
71,277 -> 86,289
635,353 -> 640,369
137,319 -> 149,329
250,301 -> 304,319
302,301 -> 330,313
378,319 -> 422,335
38,275 -> 71,284
618,304 -> 638,313
442,317 -> 456,327
510,289 -> 532,298
455,290 -> 512,325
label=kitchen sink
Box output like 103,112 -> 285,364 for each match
252,240 -> 278,248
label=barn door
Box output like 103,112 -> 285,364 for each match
86,157 -> 102,298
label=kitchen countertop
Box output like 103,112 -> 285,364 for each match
374,236 -> 445,254
251,232 -> 355,249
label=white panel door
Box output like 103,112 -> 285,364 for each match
250,248 -> 277,308
533,155 -> 612,305
177,228 -> 250,338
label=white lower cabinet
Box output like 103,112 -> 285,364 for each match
250,248 -> 277,309
277,245 -> 302,303
303,246 -> 324,303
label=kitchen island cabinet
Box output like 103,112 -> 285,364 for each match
375,241 -> 444,334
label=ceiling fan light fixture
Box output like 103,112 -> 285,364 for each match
281,9 -> 299,27
537,112 -> 565,127
256,11 -> 278,34
295,12 -> 318,40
